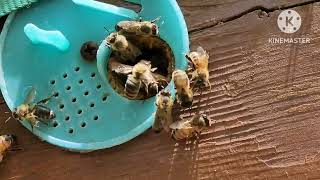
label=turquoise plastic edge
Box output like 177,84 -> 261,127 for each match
124,0 -> 141,5
168,0 -> 189,70
0,12 -> 16,109
0,0 -> 189,151
72,0 -> 138,19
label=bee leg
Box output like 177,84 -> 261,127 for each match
151,16 -> 161,23
39,120 -> 49,126
208,81 -> 212,90
35,117 -> 49,126
36,95 -> 54,105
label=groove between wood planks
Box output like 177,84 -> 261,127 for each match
188,0 -> 320,34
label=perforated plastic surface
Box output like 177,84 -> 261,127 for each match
0,0 -> 38,17
0,0 -> 189,151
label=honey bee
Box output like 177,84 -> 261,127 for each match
152,91 -> 174,133
185,46 -> 211,88
105,32 -> 141,63
124,74 -> 142,99
116,17 -> 160,36
172,70 -> 193,107
0,135 -> 15,162
134,60 -> 159,95
12,88 -> 56,130
170,114 -> 210,140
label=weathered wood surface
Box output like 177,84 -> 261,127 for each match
1,1 -> 320,179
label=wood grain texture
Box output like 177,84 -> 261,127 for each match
177,0 -> 318,33
1,0 -> 320,180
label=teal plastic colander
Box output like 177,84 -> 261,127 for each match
0,0 -> 189,151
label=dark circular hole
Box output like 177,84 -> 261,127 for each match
63,73 -> 68,78
53,121 -> 58,127
66,86 -> 71,90
81,122 -> 86,128
77,110 -> 83,114
79,80 -> 84,84
96,84 -> 102,89
53,92 -> 59,97
102,96 -> 108,102
107,35 -> 174,100
91,72 -> 96,78
80,41 -> 98,61
93,116 -> 99,120
84,91 -> 89,96
72,98 -> 77,103
74,67 -> 80,72
59,104 -> 65,109
68,128 -> 74,134
90,103 -> 95,108
65,116 -> 70,121
50,80 -> 56,85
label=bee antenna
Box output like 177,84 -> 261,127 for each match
151,16 -> 161,23
104,27 -> 111,34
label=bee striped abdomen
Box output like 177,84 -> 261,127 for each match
33,105 -> 55,120
171,128 -> 195,140
125,75 -> 141,98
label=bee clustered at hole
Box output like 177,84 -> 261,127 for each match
107,33 -> 175,100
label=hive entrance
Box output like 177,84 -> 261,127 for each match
108,35 -> 175,100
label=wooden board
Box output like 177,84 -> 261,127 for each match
1,1 -> 320,179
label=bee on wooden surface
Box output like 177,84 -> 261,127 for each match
116,17 -> 160,37
0,135 -> 15,162
170,114 -> 210,140
11,88 -> 55,130
105,32 -> 141,63
153,91 -> 174,133
172,70 -> 193,107
185,46 -> 211,89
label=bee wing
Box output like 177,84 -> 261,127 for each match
196,46 -> 207,56
169,119 -> 191,130
109,58 -> 133,76
24,87 -> 36,104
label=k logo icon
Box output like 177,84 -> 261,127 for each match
277,10 -> 301,34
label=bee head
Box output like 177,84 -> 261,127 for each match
159,90 -> 171,97
201,114 -> 210,127
3,135 -> 16,143
149,83 -> 159,95
106,33 -> 117,46
115,24 -> 122,32
12,108 -> 21,120
133,63 -> 148,77
151,24 -> 158,36
156,91 -> 172,108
